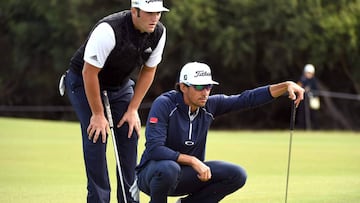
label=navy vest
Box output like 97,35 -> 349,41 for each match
69,10 -> 164,87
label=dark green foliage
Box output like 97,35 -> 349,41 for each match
1,0 -> 359,129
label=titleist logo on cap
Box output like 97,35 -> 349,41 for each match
146,0 -> 163,3
194,70 -> 211,77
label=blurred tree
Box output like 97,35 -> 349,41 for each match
0,0 -> 359,129
0,0 -> 127,117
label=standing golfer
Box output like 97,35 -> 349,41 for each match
136,62 -> 305,203
296,64 -> 320,130
62,0 -> 169,202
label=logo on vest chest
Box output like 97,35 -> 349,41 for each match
144,47 -> 152,53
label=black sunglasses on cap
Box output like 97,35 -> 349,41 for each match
185,83 -> 213,91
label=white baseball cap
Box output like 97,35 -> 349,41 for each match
131,0 -> 169,12
304,64 -> 315,74
179,62 -> 219,85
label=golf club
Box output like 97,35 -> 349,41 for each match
285,101 -> 296,203
102,90 -> 128,203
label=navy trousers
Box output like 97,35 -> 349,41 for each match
65,69 -> 138,203
137,160 -> 247,203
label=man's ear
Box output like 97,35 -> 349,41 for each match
130,7 -> 140,17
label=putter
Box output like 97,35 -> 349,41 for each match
102,90 -> 128,203
285,101 -> 296,203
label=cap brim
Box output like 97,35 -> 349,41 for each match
140,6 -> 169,12
208,81 -> 219,85
187,80 -> 219,85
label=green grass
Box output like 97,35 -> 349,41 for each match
0,117 -> 359,203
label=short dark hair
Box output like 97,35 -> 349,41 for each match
175,83 -> 181,92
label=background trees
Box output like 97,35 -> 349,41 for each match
1,0 -> 359,129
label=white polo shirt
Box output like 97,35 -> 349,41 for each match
84,22 -> 166,69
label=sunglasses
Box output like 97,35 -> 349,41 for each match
185,83 -> 213,91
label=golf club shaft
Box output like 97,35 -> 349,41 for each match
285,101 -> 296,203
103,90 -> 128,203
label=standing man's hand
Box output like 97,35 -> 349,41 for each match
82,62 -> 109,144
117,109 -> 141,138
87,114 -> 109,143
117,66 -> 157,139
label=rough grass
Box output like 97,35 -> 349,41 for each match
0,117 -> 359,203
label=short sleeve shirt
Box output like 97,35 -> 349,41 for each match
84,22 -> 166,68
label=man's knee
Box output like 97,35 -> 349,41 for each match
138,160 -> 181,194
212,161 -> 247,189
153,160 -> 181,184
234,165 -> 247,189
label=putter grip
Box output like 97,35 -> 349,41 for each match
290,101 -> 296,130
103,91 -> 114,128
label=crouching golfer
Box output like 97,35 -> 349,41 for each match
135,62 -> 305,203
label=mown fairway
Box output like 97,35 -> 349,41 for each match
0,117 -> 359,203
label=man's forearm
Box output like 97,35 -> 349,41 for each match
269,81 -> 291,98
128,66 -> 156,111
177,153 -> 197,166
269,81 -> 304,106
82,63 -> 103,115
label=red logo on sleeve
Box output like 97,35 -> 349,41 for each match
149,117 -> 158,124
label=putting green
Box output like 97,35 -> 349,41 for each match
0,117 -> 359,202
